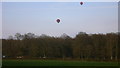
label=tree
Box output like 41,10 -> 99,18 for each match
2,32 -> 119,61
15,33 -> 23,40
91,34 -> 106,60
106,33 -> 118,60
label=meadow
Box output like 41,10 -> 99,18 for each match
2,59 -> 119,66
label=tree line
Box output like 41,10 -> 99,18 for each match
2,32 -> 120,61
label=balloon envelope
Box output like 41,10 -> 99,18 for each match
56,19 -> 60,23
80,2 -> 83,5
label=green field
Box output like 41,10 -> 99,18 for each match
2,59 -> 119,66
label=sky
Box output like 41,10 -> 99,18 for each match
1,0 -> 119,2
0,2 -> 2,39
2,2 -> 118,38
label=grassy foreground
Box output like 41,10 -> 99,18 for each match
2,59 -> 119,66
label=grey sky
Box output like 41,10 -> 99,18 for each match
2,2 -> 118,38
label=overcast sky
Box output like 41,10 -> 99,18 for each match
2,2 -> 118,38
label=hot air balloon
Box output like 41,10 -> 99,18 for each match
56,19 -> 60,23
80,2 -> 83,5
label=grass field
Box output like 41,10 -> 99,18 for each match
2,59 -> 119,67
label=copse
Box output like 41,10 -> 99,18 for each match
2,32 -> 119,61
